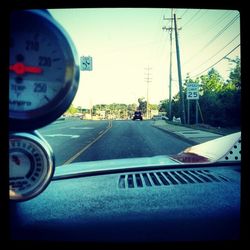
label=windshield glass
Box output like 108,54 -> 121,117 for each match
37,8 -> 240,167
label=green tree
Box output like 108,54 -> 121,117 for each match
159,99 -> 168,113
138,97 -> 147,115
127,103 -> 137,118
149,103 -> 158,111
66,104 -> 78,115
190,63 -> 240,127
226,56 -> 241,89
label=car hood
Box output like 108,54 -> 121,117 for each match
53,132 -> 241,180
171,131 -> 241,163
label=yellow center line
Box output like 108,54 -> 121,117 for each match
62,120 -> 112,165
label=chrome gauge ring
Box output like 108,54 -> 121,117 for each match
9,131 -> 55,201
9,10 -> 79,131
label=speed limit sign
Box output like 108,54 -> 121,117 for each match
186,83 -> 199,100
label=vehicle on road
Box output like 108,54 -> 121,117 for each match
132,111 -> 143,120
8,6 -> 242,245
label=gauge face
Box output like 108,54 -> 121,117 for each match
9,132 -> 55,201
9,10 -> 79,131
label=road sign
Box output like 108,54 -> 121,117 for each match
186,83 -> 199,100
80,56 -> 93,71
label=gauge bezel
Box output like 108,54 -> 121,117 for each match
9,10 -> 80,131
9,131 -> 55,201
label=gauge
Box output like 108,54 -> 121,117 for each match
9,10 -> 79,131
9,131 -> 55,201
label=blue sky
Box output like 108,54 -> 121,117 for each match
48,8 -> 240,108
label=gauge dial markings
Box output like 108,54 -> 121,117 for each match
9,10 -> 79,130
9,132 -> 55,201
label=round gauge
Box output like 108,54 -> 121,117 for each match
9,132 -> 55,201
9,10 -> 79,131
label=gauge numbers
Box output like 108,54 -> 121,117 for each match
9,132 -> 55,201
9,10 -> 79,131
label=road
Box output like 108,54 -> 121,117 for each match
38,118 -> 192,166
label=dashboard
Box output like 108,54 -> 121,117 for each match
10,163 -> 240,242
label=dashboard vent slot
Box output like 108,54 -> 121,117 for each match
118,169 -> 228,189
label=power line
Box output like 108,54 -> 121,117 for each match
203,14 -> 239,47
188,33 -> 240,73
179,10 -> 236,49
182,9 -> 201,28
183,9 -> 208,28
186,11 -> 234,39
189,44 -> 240,78
180,9 -> 188,18
183,13 -> 239,65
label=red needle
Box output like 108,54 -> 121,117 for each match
9,62 -> 43,75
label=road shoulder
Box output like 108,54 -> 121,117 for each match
152,120 -> 236,145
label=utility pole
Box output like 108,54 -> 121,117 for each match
144,66 -> 152,119
89,99 -> 93,119
174,13 -> 186,124
162,9 -> 174,121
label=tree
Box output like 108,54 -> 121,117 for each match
127,103 -> 137,118
163,60 -> 241,127
66,104 -> 78,115
200,68 -> 224,93
149,104 -> 158,111
191,63 -> 240,127
159,99 -> 168,113
138,97 -> 147,114
226,56 -> 241,89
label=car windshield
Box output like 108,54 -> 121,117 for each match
8,5 -> 242,243
34,7 -> 240,167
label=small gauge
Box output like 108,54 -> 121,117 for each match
9,132 -> 55,201
9,10 -> 79,131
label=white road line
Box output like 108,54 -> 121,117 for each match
62,120 -> 112,165
69,127 -> 94,130
44,134 -> 80,139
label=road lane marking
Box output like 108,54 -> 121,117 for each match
44,134 -> 80,139
69,127 -> 94,129
62,120 -> 112,165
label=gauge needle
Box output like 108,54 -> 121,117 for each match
9,62 -> 43,75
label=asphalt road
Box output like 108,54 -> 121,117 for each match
38,118 -> 192,166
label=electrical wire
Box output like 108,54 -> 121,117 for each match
188,33 -> 240,72
180,9 -> 188,18
182,9 -> 201,28
183,13 -> 239,65
189,44 -> 240,78
183,10 -> 232,39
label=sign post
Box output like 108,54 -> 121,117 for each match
186,83 -> 199,124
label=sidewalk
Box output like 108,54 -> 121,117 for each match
152,120 -> 224,145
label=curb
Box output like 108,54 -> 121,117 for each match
152,125 -> 198,145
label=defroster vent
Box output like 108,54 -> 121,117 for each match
118,169 -> 228,189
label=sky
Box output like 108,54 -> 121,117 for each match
48,8 -> 240,109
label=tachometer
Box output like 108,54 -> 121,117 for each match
9,10 -> 79,131
9,131 -> 55,201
